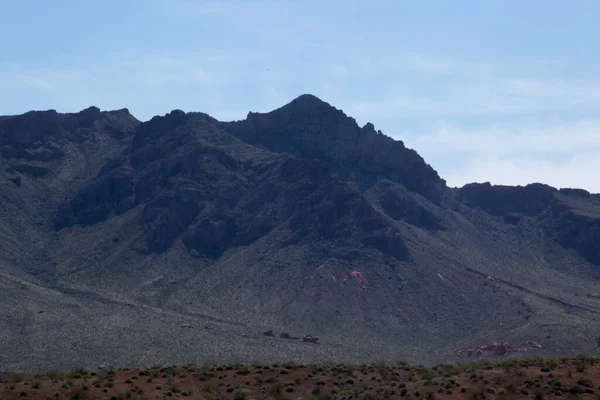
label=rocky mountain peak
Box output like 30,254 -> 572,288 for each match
276,93 -> 346,114
222,94 -> 446,201
243,94 -> 352,131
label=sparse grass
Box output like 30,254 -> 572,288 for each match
3,356 -> 600,399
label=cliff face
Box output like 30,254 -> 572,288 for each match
1,95 -> 600,372
459,182 -> 600,265
544,191 -> 600,265
56,108 -> 410,261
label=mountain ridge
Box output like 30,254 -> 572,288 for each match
1,94 -> 600,373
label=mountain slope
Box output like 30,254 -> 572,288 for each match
1,95 -> 600,373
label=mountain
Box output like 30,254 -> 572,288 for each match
1,95 -> 600,373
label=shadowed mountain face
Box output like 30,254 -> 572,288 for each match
221,95 -> 446,202
1,95 -> 600,373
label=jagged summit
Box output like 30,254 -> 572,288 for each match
283,93 -> 331,106
221,94 -> 446,200
254,93 -> 341,114
75,105 -> 135,117
277,93 -> 344,114
243,93 -> 351,127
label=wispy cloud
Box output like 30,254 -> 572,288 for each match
0,72 -> 54,91
339,76 -> 600,123
405,120 -> 600,156
443,154 -> 600,193
0,53 -> 236,119
506,78 -> 600,107
402,120 -> 600,192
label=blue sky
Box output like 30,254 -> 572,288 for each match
2,0 -> 600,191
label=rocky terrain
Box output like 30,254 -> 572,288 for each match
1,94 -> 600,373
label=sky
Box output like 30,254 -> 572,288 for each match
1,0 -> 600,192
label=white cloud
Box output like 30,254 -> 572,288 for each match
402,120 -> 600,192
0,73 -> 53,91
507,78 -> 600,100
443,155 -> 600,193
344,96 -> 444,117
405,120 -> 600,155
0,54 -> 231,119
337,75 -> 600,123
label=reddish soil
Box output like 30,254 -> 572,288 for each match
2,356 -> 600,399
